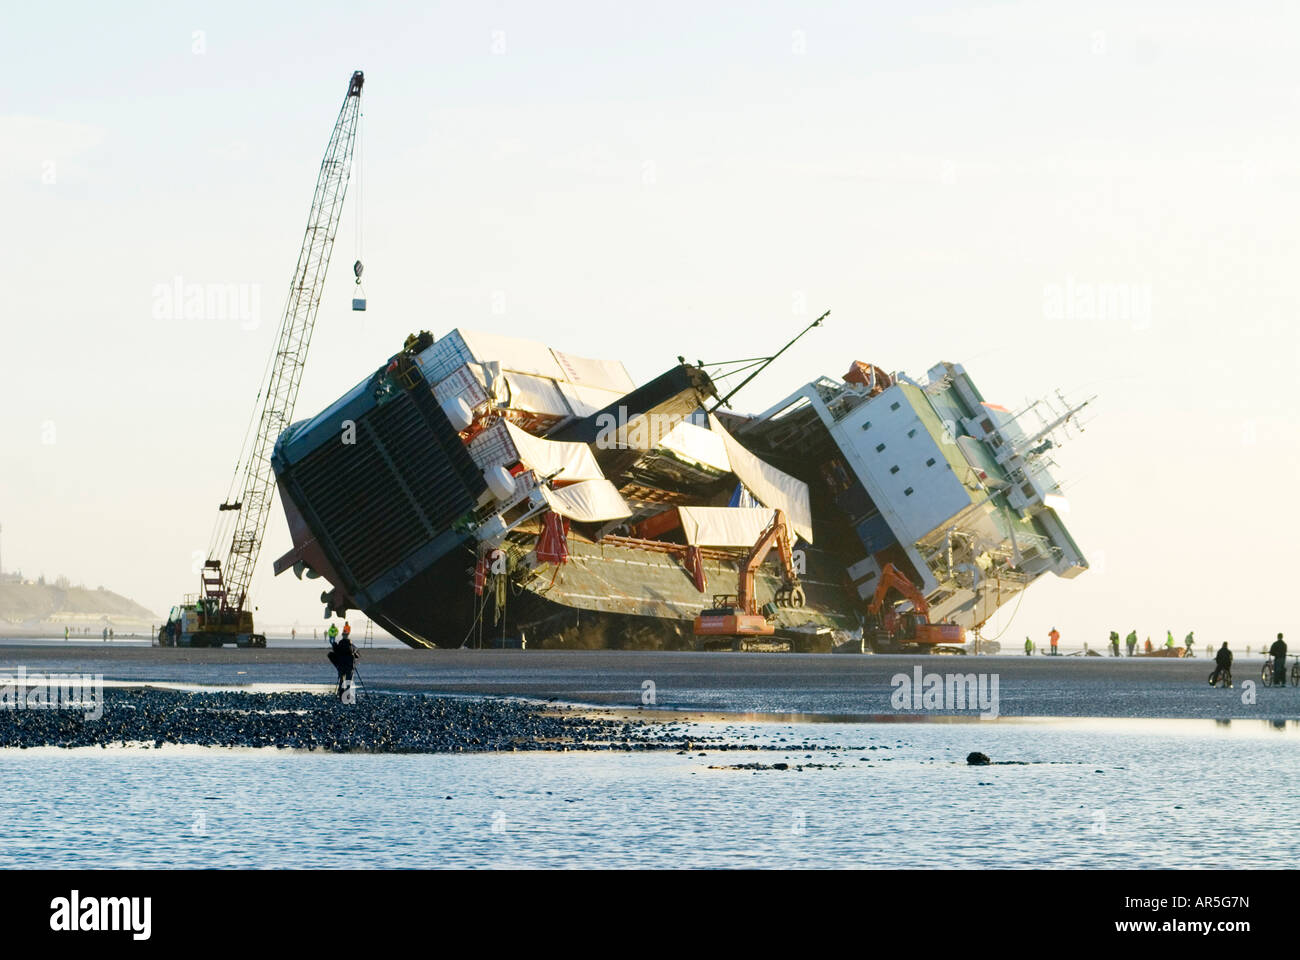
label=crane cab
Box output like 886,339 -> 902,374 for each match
154,601 -> 265,648
693,605 -> 776,639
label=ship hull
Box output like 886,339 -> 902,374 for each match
272,327 -> 1089,651
364,533 -> 858,651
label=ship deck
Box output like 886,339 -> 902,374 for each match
513,534 -> 859,633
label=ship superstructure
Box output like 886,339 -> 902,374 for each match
734,361 -> 1089,632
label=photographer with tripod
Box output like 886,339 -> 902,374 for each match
327,622 -> 360,702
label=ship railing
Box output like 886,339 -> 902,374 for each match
811,377 -> 875,422
597,534 -> 745,564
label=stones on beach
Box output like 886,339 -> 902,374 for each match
0,689 -> 865,757
966,751 -> 991,765
706,760 -> 842,771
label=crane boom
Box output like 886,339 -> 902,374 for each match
204,70 -> 364,619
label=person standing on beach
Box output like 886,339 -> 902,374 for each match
1109,631 -> 1120,656
1049,627 -> 1060,656
1165,630 -> 1175,651
1184,631 -> 1195,657
342,620 -> 352,645
1126,630 -> 1138,657
328,622 -> 338,646
1269,633 -> 1287,686
64,626 -> 69,641
1024,636 -> 1034,656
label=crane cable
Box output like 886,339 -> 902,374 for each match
208,377 -> 266,560
206,254 -> 290,564
976,577 -> 1027,643
353,106 -> 365,295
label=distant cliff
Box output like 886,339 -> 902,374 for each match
0,579 -> 158,625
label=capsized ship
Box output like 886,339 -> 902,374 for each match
270,328 -> 1089,650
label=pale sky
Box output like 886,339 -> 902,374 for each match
2,1 -> 1297,646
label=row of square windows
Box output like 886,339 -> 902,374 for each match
889,459 -> 937,473
858,406 -> 940,496
860,401 -> 904,434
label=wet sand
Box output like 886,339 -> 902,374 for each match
2,645 -> 1293,719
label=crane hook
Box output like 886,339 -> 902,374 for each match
352,260 -> 367,311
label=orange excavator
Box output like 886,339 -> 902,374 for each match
693,509 -> 806,649
865,563 -> 965,653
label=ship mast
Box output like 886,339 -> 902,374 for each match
706,310 -> 829,412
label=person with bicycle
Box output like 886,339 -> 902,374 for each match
1269,633 -> 1287,687
1210,642 -> 1233,688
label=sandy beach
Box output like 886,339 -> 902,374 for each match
1,644 -> 1293,720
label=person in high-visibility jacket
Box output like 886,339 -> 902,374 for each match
1024,636 -> 1034,656
1126,630 -> 1138,657
1109,630 -> 1120,656
1165,630 -> 1175,650
328,622 -> 338,644
1049,627 -> 1060,656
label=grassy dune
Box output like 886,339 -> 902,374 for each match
0,580 -> 158,626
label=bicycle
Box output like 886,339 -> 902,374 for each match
1208,666 -> 1233,688
1261,655 -> 1299,687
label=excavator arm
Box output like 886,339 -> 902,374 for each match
867,562 -> 930,619
865,562 -> 964,650
737,509 -> 804,615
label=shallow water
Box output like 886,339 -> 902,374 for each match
2,718 -> 1296,868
